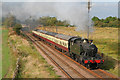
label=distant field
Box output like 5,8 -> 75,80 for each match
2,29 -> 11,77
38,26 -> 119,60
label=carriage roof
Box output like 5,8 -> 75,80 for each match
34,29 -> 73,40
55,34 -> 73,40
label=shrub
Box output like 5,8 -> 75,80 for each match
13,24 -> 22,35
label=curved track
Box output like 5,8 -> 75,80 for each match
26,33 -> 88,80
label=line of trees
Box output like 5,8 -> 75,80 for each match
92,16 -> 119,27
2,14 -> 119,33
2,14 -> 22,35
24,16 -> 74,27
25,16 -> 119,28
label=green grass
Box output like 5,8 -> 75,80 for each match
18,43 -> 60,78
8,33 -> 60,78
2,29 -> 11,77
0,26 -> 2,79
108,67 -> 119,77
93,38 -> 119,60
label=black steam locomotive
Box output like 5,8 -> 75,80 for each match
69,37 -> 104,69
32,29 -> 104,69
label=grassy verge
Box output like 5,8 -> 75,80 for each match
2,29 -> 11,77
100,57 -> 119,76
93,39 -> 119,60
8,32 -> 60,78
0,26 -> 2,79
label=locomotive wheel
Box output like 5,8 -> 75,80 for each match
71,54 -> 74,59
86,64 -> 91,69
75,57 -> 78,62
75,55 -> 78,62
96,64 -> 99,69
96,66 -> 99,69
79,60 -> 82,64
70,54 -> 73,59
70,54 -> 72,58
79,58 -> 83,64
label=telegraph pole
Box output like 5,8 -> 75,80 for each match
87,0 -> 91,39
56,25 -> 57,33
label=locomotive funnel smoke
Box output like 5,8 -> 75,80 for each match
54,2 -> 88,31
2,2 -> 93,31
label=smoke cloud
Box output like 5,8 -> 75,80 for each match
2,2 -> 92,31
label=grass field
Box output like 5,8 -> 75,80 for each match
2,29 -> 11,77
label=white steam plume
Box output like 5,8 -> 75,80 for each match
2,2 -> 92,31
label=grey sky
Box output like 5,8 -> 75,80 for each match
2,0 -> 120,2
91,2 -> 118,19
1,2 -> 118,19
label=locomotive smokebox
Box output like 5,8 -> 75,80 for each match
82,43 -> 98,57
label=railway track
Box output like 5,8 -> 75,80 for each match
26,32 -> 87,80
92,69 -> 119,79
24,32 -> 119,80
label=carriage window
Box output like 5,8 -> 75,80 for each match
60,41 -> 62,45
72,42 -> 73,45
65,43 -> 66,46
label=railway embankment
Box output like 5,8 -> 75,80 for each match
2,28 -> 60,78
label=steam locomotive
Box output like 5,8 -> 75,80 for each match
32,29 -> 104,69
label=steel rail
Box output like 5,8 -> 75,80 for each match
30,33 -> 103,79
28,33 -> 87,79
25,32 -> 80,80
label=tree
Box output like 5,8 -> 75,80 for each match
13,23 -> 22,35
103,16 -> 111,23
111,17 -> 117,21
92,16 -> 100,21
38,17 -> 48,26
3,15 -> 16,27
92,16 -> 119,28
49,17 -> 57,26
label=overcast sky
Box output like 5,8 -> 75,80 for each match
1,0 -> 120,2
1,0 -> 119,19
